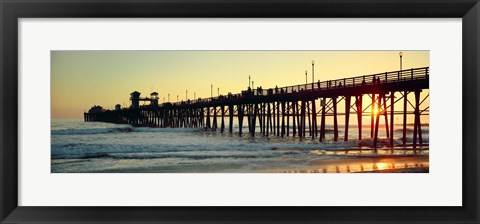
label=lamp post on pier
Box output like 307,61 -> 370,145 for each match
186,90 -> 188,101
211,84 -> 213,98
249,75 -> 251,88
399,51 -> 403,71
312,60 -> 315,83
168,93 -> 170,102
217,87 -> 220,97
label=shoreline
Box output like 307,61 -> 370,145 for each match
52,149 -> 429,173
56,154 -> 429,173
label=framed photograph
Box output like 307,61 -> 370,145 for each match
1,0 -> 479,223
52,50 -> 431,174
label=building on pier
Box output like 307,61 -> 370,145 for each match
88,105 -> 104,113
130,91 -> 141,109
130,91 -> 160,108
150,92 -> 159,108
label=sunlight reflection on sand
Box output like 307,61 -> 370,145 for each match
269,149 -> 429,173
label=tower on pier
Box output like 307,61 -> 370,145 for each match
130,91 -> 141,109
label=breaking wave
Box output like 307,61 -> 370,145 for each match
51,126 -> 203,135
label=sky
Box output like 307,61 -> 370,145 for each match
51,51 -> 429,119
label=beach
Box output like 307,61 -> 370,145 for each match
268,153 -> 429,173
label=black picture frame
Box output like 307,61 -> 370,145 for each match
1,0 -> 479,223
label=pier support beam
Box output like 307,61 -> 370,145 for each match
248,104 -> 253,134
371,93 -> 375,138
333,97 -> 338,141
272,102 -> 276,135
307,101 -> 311,137
262,103 -> 266,135
256,103 -> 262,135
344,96 -> 351,141
390,92 -> 395,147
286,102 -> 290,136
311,99 -> 317,139
212,107 -> 217,132
403,90 -> 408,145
356,95 -> 363,140
301,100 -> 306,138
267,103 -> 271,136
277,101 -> 281,136
373,94 -> 383,149
413,91 -> 421,149
228,105 -> 234,133
206,107 -> 211,129
292,101 -> 297,137
383,95 -> 389,138
238,104 -> 244,135
281,101 -> 286,137
320,97 -> 326,142
252,103 -> 258,136
221,106 -> 225,133
296,101 -> 301,137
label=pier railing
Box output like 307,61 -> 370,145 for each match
167,67 -> 429,107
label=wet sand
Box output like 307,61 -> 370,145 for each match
268,153 -> 429,173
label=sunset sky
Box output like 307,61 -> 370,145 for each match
51,51 -> 429,119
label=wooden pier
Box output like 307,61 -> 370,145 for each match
84,67 -> 429,149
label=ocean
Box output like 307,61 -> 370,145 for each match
51,119 -> 429,173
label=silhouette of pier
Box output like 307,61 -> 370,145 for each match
84,67 -> 429,149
